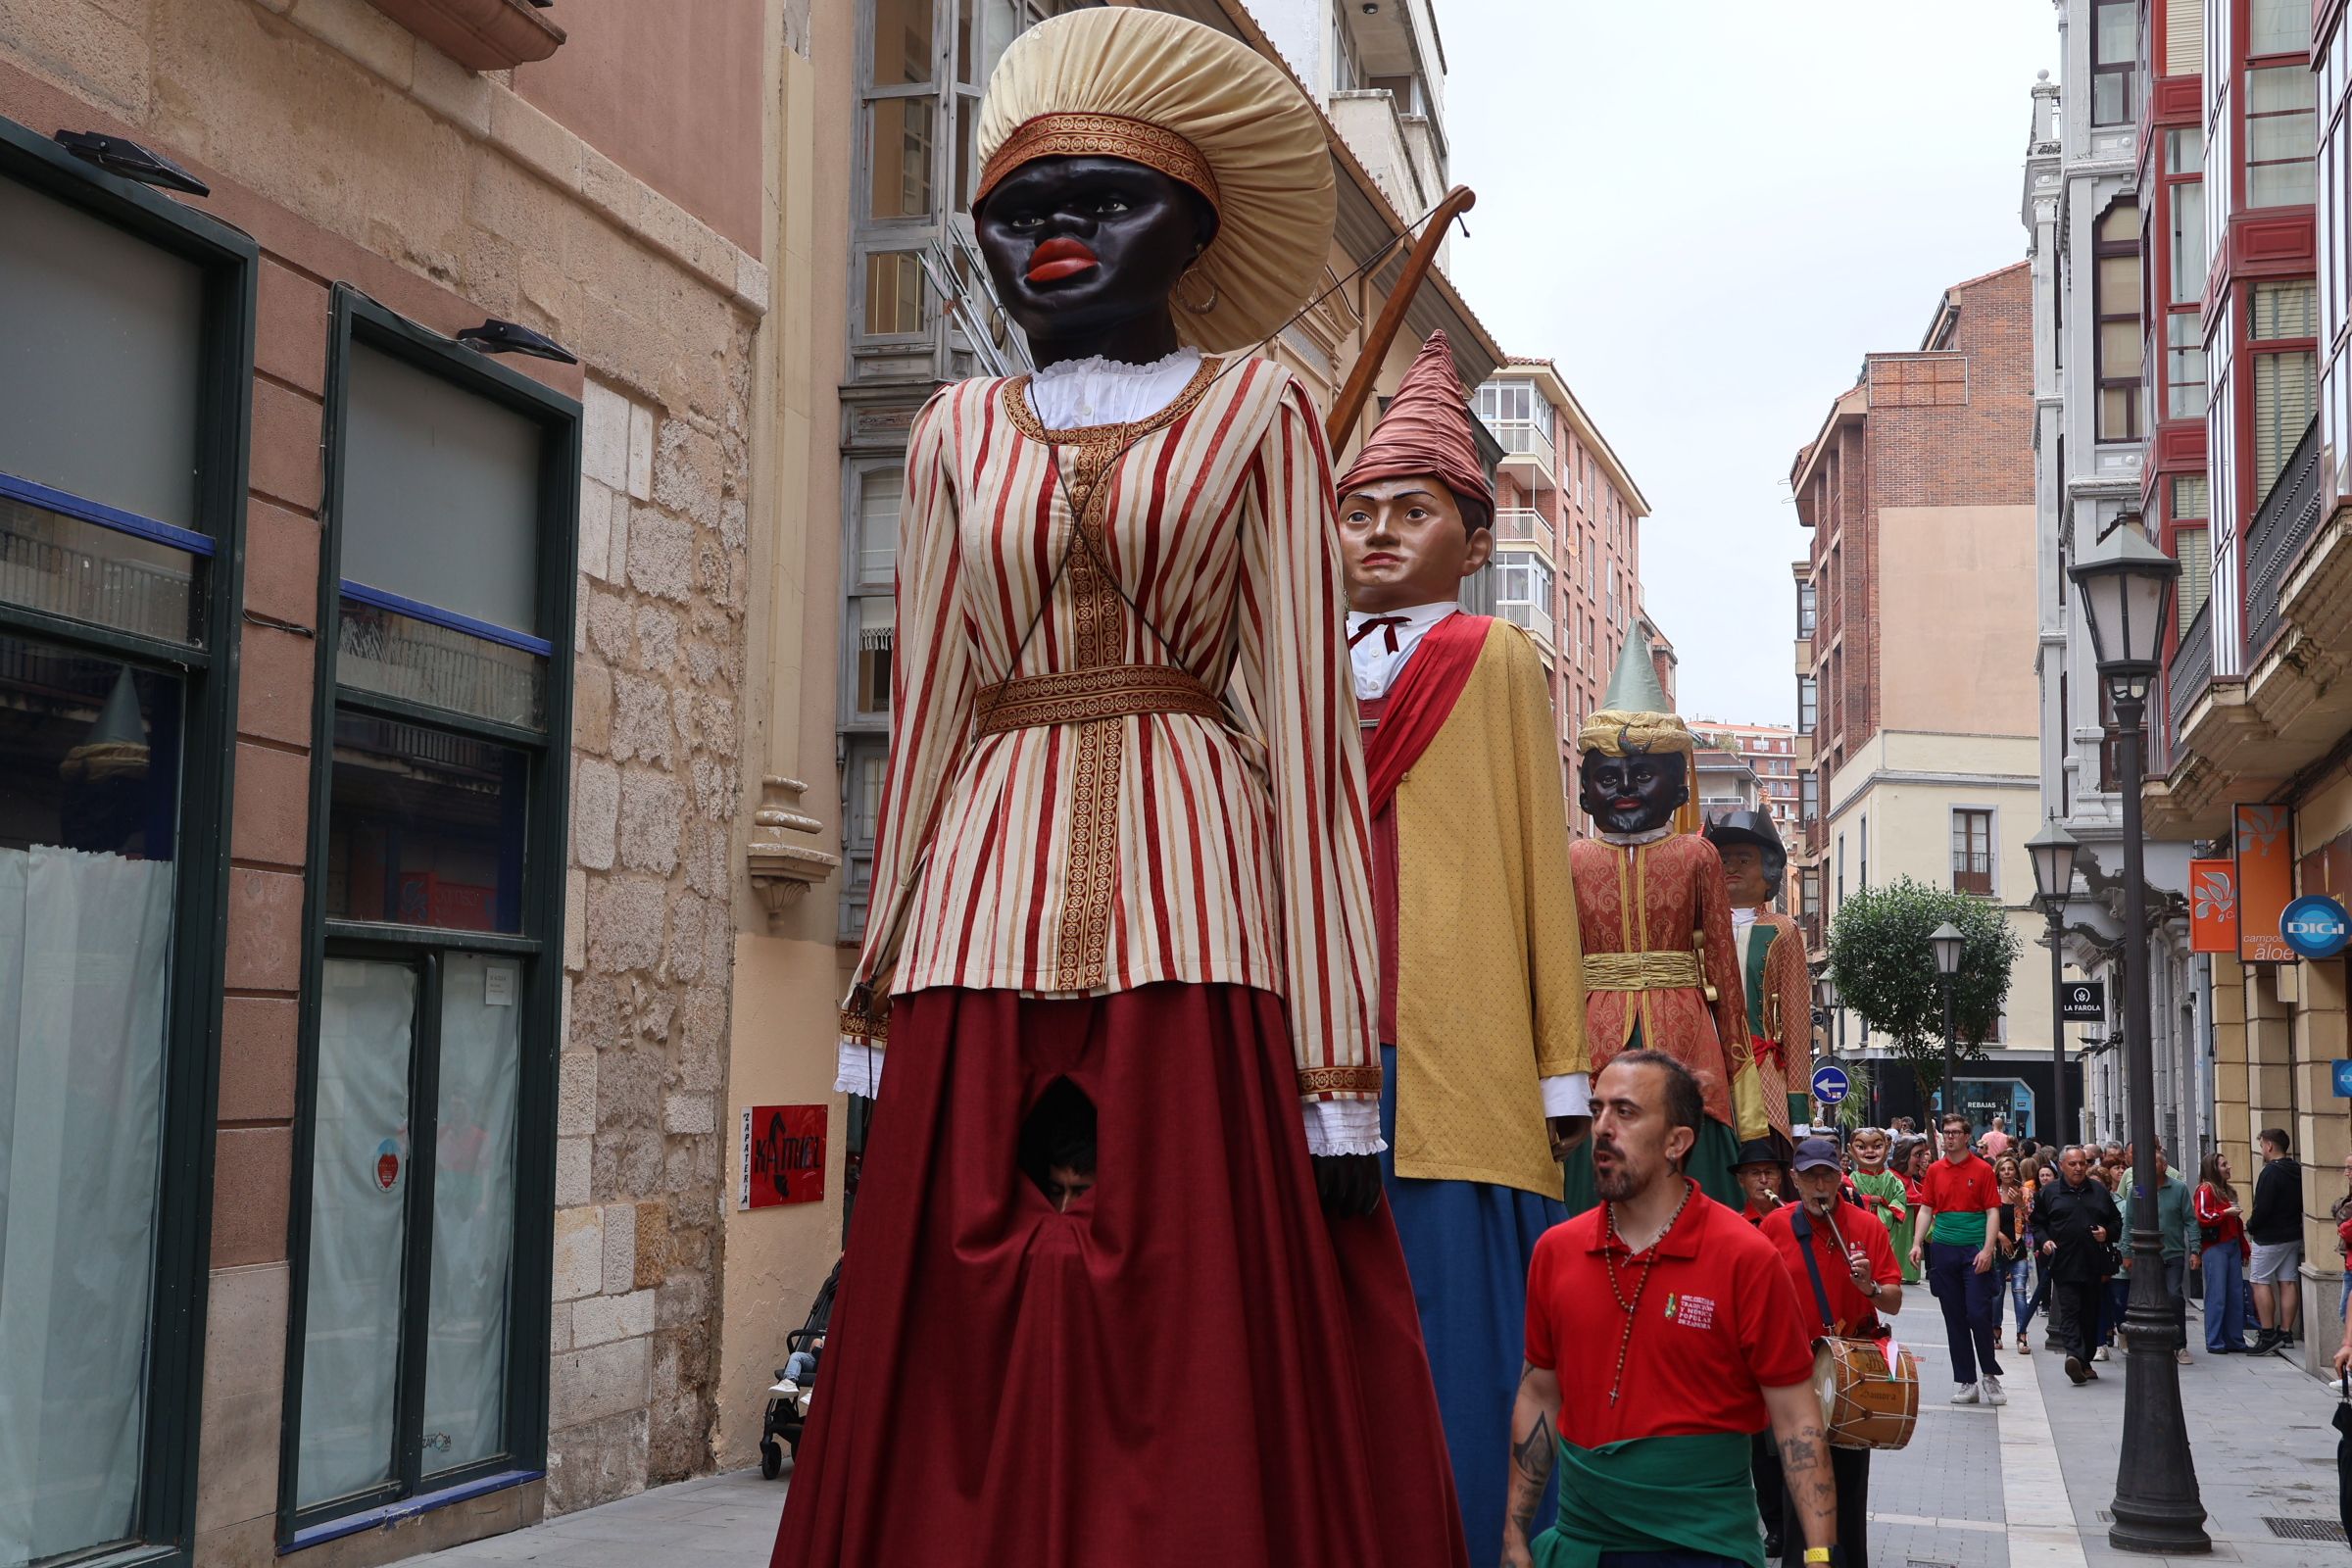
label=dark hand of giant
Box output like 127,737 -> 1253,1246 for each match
1313,1152 -> 1382,1215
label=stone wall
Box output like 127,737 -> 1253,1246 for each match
557,369 -> 752,1506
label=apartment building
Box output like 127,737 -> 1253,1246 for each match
1471,359 -> 1652,820
1692,720 -> 1803,841
2133,0 -> 2352,1369
1788,264 -> 2065,1130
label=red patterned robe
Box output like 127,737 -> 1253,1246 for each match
1567,832 -> 1751,1133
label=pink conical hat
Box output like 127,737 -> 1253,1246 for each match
1335,330 -> 1494,516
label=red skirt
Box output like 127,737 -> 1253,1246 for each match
770,984 -> 1466,1568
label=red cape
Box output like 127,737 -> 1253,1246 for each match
1364,612 -> 1490,813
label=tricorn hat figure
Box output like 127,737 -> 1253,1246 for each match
1704,808 -> 1788,898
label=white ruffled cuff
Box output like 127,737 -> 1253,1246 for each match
835,1037 -> 884,1099
1303,1097 -> 1385,1156
1540,1072 -> 1591,1119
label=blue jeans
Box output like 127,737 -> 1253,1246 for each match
2203,1243 -> 2247,1350
2102,1277 -> 2131,1347
2004,1255 -> 2037,1333
1927,1240 -> 2006,1386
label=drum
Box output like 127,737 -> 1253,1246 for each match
1812,1336 -> 1919,1451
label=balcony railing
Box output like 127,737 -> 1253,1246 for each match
1493,507 -> 1553,549
2164,595 -> 2212,768
1498,599 -> 1555,645
2245,416 -> 2324,666
1482,417 -> 1557,477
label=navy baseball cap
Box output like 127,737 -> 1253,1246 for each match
1791,1137 -> 1842,1173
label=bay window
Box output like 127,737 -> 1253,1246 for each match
2249,280 -> 2319,503
2247,66 -> 2318,209
2094,201 -> 2144,441
2091,0 -> 2135,125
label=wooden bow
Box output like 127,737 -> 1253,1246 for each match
1324,184 -> 1478,455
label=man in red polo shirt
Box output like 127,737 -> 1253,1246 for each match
1759,1138 -> 1905,1568
1503,1051 -> 1840,1568
1909,1112 -> 2005,1405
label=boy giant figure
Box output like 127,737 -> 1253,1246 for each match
1336,332 -> 1588,1566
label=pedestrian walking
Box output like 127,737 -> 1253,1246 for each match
2250,1127 -> 2305,1354
2095,1143 -> 2130,1359
1994,1153 -> 2036,1355
1502,1052 -> 1840,1568
1978,1115 -> 2012,1161
2117,1142 -> 2198,1365
2032,1159 -> 2065,1347
2035,1145 -> 2122,1385
2194,1152 -> 2250,1353
1911,1113 -> 2007,1405
1760,1137 -> 1904,1568
2331,1153 -> 2352,1325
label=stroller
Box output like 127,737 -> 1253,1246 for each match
760,1256 -> 843,1479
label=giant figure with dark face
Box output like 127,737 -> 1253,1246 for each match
772,11 -> 1465,1567
1559,633 -> 1765,1212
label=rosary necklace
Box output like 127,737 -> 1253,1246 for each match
1601,1178 -> 1692,1406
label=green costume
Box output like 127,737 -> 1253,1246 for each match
1532,1431 -> 1763,1568
1854,1168 -> 1920,1283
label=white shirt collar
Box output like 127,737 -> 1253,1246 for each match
1732,906 -> 1759,929
1596,823 -> 1678,848
1347,601 -> 1460,702
1024,347 -> 1201,429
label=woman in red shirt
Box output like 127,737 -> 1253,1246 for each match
2195,1152 -> 2250,1353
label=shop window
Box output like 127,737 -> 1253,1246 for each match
0,118 -> 254,1568
283,289 -> 576,1539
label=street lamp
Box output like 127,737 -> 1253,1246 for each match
1929,920 -> 1964,1117
2071,521 -> 2206,1554
2027,818 -> 2081,1147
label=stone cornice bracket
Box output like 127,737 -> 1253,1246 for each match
365,0 -> 565,70
747,775 -> 839,933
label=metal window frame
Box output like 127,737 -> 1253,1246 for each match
277,285 -> 578,1544
0,113 -> 257,1568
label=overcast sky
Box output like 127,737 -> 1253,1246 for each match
1444,1 -> 2059,726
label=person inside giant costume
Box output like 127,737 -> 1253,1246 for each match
1707,808 -> 1808,1156
1335,331 -> 1588,1566
770,11 -> 1465,1567
1560,635 -> 1767,1212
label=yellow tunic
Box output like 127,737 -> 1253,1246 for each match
1392,621 -> 1589,1198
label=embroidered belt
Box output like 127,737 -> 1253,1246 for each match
975,664 -> 1223,735
1584,951 -> 1702,992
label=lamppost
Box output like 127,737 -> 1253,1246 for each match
2027,818 -> 2081,1148
1929,920 -> 1964,1119
2071,521 -> 2207,1554
1811,971 -> 1838,1125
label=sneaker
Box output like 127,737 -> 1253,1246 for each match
2176,1348 -> 2193,1366
1982,1374 -> 2007,1405
2065,1355 -> 2089,1385
1949,1382 -> 1981,1405
2093,1346 -> 2111,1361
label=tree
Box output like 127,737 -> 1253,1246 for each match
1826,876 -> 2021,1099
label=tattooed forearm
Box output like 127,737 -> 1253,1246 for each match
1769,1411 -> 1838,1553
1776,1430 -> 1822,1473
1501,1362 -> 1562,1563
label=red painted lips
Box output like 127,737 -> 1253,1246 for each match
1026,236 -> 1100,283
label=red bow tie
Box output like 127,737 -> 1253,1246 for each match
1349,615 -> 1411,653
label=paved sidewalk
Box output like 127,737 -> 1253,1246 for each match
2034,1324 -> 2347,1567
384,1311 -> 2347,1568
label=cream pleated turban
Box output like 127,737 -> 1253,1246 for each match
974,7 -> 1336,354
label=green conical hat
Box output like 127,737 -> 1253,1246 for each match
1600,624 -> 1673,713
1578,625 -> 1692,758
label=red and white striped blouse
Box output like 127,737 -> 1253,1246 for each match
843,355 -> 1379,1104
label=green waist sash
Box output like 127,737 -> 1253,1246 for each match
1532,1430 -> 1763,1568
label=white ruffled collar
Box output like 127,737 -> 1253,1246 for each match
1028,346 -> 1201,384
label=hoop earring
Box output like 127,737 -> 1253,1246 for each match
1177,269 -> 1220,316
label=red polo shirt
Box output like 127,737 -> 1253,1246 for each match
1919,1153 -> 2002,1246
1525,1186 -> 1816,1447
1760,1200 -> 1901,1339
